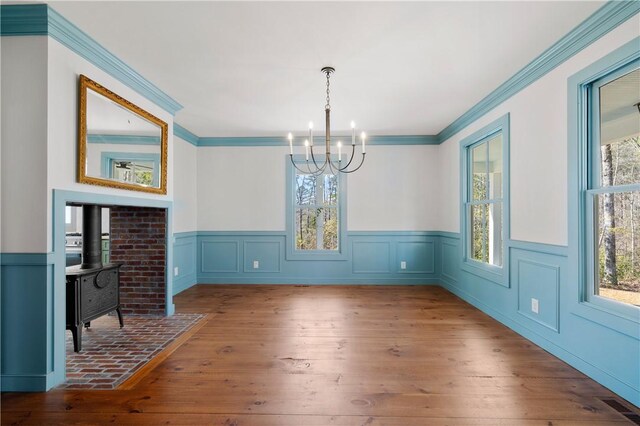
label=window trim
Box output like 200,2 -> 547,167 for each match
459,113 -> 511,287
285,155 -> 348,261
567,36 -> 640,338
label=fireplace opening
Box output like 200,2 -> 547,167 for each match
63,203 -> 170,388
65,204 -> 168,318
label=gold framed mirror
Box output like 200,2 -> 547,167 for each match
78,75 -> 168,194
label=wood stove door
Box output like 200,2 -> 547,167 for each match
81,268 -> 119,320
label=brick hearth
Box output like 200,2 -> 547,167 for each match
62,313 -> 205,389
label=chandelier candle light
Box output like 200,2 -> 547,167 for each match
288,67 -> 366,175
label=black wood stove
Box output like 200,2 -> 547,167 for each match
65,205 -> 123,352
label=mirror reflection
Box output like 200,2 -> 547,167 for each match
79,75 -> 168,194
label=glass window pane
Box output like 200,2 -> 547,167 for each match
472,143 -> 487,200
295,174 -> 317,206
488,134 -> 503,200
594,191 -> 640,306
321,207 -> 339,250
470,204 -> 488,263
488,202 -> 503,267
295,208 -> 317,250
598,68 -> 640,187
135,170 -> 153,185
323,174 -> 338,206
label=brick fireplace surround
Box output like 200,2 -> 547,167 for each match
109,206 -> 167,315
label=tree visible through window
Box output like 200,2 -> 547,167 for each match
591,67 -> 640,307
468,132 -> 503,267
294,171 -> 339,251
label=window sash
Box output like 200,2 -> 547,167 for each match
293,169 -> 341,253
583,59 -> 640,313
465,200 -> 504,267
588,59 -> 640,190
465,131 -> 504,268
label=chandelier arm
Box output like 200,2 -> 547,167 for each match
304,160 -> 328,177
337,143 -> 357,171
337,153 -> 367,174
309,143 -> 327,171
327,157 -> 339,175
290,155 -> 325,177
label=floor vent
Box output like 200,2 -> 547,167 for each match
599,398 -> 640,425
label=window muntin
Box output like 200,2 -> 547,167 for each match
293,170 -> 339,251
587,65 -> 640,308
466,132 -> 504,268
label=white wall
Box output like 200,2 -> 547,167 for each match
437,15 -> 640,246
348,145 -> 440,231
1,37 -> 49,252
173,137 -> 198,233
196,144 -> 440,231
197,146 -> 287,230
46,38 -> 175,250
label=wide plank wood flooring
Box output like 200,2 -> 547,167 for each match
2,285 -> 635,425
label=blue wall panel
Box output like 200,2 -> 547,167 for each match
441,238 -> 460,282
200,241 -> 239,273
173,233 -> 197,295
352,241 -> 390,274
514,252 -> 560,332
396,241 -> 435,274
243,241 -> 281,273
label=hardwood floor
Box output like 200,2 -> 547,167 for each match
2,285 -> 635,425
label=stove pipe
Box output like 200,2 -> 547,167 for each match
81,204 -> 103,269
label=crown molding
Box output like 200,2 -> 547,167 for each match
173,124 -> 200,146
436,0 -> 640,143
171,130 -> 439,147
1,4 -> 183,116
197,134 -> 439,147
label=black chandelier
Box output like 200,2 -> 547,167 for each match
288,67 -> 366,175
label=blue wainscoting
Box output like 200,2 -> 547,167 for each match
438,233 -> 640,407
0,253 -> 56,391
174,231 -> 441,285
172,232 -> 197,295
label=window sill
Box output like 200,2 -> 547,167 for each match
461,259 -> 508,287
572,297 -> 640,340
285,248 -> 349,262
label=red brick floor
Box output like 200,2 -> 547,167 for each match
61,313 -> 205,389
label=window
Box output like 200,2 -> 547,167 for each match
100,152 -> 160,187
460,114 -> 510,285
586,61 -> 640,308
294,172 -> 339,250
286,157 -> 347,260
111,160 -> 155,186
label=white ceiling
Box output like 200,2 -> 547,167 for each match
51,1 -> 604,137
